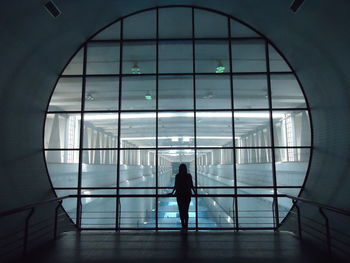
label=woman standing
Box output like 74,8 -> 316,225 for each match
171,163 -> 196,230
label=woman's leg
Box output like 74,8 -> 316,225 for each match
184,197 -> 191,228
177,198 -> 186,228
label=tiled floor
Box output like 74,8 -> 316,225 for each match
21,231 -> 331,263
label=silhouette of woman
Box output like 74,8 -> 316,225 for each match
171,163 -> 196,230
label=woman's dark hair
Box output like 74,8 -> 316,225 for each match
179,163 -> 187,174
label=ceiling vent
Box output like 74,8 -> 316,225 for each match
45,1 -> 61,18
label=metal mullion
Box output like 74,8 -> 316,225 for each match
228,16 -> 239,231
192,7 -> 199,231
155,7 -> 159,231
116,20 -> 123,231
265,41 -> 280,228
76,44 -> 87,229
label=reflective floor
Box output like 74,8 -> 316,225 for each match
21,231 -> 332,263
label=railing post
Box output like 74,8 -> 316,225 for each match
293,200 -> 302,240
78,199 -> 82,230
23,208 -> 35,256
54,200 -> 63,239
272,199 -> 276,230
319,207 -> 332,256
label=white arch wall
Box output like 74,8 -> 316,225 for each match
1,0 -> 350,259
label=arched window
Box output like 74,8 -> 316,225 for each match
44,6 -> 312,230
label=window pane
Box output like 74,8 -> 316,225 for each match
48,78 -> 82,111
121,76 -> 156,110
122,41 -> 156,74
120,198 -> 156,228
87,43 -> 120,74
238,197 -> 274,228
120,112 -> 156,148
159,7 -> 192,38
230,20 -> 259,38
233,75 -> 269,109
119,150 -> 156,189
123,10 -> 156,39
56,190 -> 77,223
195,9 -> 228,38
196,75 -> 231,109
45,150 -> 79,187
232,40 -> 266,72
158,149 -> 195,188
278,197 -> 293,222
85,77 -> 119,111
275,149 -> 310,187
236,149 -> 273,186
234,111 -> 271,147
62,49 -> 84,75
158,112 -> 194,147
269,45 -> 291,72
273,110 -> 311,146
271,74 -> 307,108
159,40 -> 192,73
197,149 -> 234,187
81,150 -> 117,187
81,194 -> 116,228
92,22 -> 120,40
198,197 -> 234,228
83,113 -> 118,148
196,112 -> 233,147
195,40 -> 229,73
158,75 -> 193,110
45,113 -> 81,149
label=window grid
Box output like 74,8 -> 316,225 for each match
44,6 -> 312,231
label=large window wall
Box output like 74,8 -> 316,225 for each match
44,6 -> 312,230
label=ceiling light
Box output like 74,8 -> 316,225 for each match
131,62 -> 141,74
85,93 -> 95,101
216,61 -> 225,73
144,91 -> 152,100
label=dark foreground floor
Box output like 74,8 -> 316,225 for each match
20,231 -> 333,263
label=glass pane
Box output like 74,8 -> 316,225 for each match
159,7 -> 192,38
158,75 -> 193,110
269,45 -> 291,72
196,75 -> 231,109
195,40 -> 229,73
119,150 -> 156,189
275,148 -> 310,186
271,74 -> 307,108
158,196 -> 196,228
120,198 -> 156,228
45,113 -> 81,149
123,41 -> 156,74
236,149 -> 273,186
197,149 -> 234,187
195,9 -> 228,38
158,149 -> 195,188
83,113 -> 118,148
87,43 -> 120,74
196,112 -> 233,147
278,197 -> 293,222
92,22 -> 120,40
232,40 -> 266,72
81,194 -> 116,228
120,112 -> 156,148
62,49 -> 84,75
81,150 -> 117,187
233,75 -> 269,109
55,190 -> 77,223
123,10 -> 156,39
159,40 -> 192,73
121,76 -> 156,110
198,197 -> 234,228
234,111 -> 271,147
45,150 -> 79,187
158,112 -> 194,147
85,77 -> 119,111
273,110 -> 311,146
230,20 -> 259,38
48,78 -> 82,111
238,197 -> 274,228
